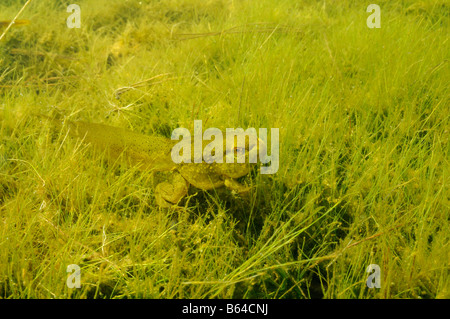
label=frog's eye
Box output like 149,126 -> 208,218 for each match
234,147 -> 246,156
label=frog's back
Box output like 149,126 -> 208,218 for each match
68,121 -> 177,171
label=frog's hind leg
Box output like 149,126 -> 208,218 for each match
155,172 -> 189,207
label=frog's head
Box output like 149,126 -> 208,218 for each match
213,130 -> 267,179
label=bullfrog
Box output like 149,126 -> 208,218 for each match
44,117 -> 265,207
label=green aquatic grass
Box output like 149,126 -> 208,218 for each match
0,0 -> 449,298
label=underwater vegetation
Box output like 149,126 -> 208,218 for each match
0,0 -> 448,299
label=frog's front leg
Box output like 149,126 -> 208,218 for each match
224,178 -> 252,194
155,171 -> 189,207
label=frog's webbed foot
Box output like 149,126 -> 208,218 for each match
224,178 -> 252,195
155,172 -> 189,207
